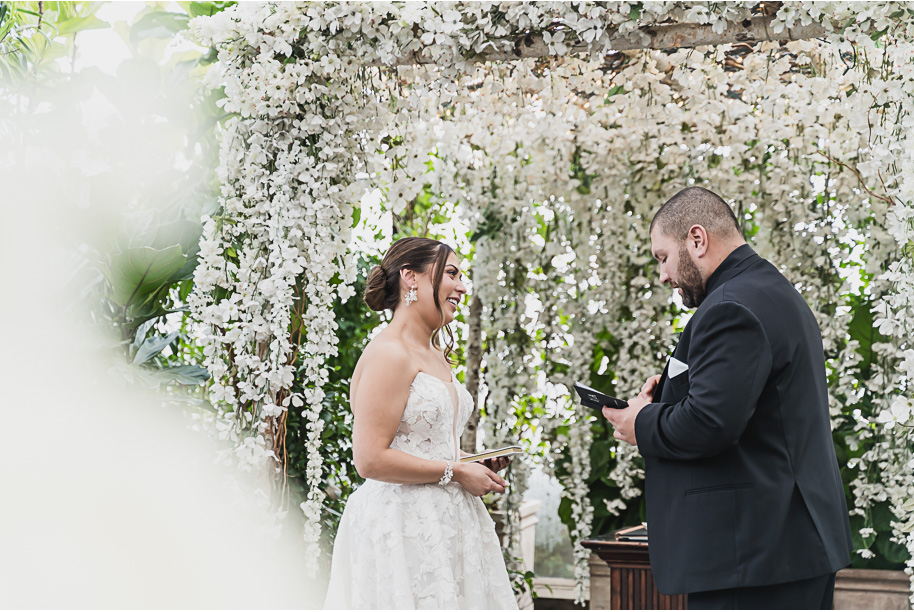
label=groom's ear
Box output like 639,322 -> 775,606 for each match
687,225 -> 710,258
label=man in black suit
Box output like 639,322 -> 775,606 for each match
605,187 -> 853,609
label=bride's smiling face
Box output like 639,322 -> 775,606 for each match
436,252 -> 466,325
410,251 -> 467,327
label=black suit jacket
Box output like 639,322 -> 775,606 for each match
634,245 -> 852,595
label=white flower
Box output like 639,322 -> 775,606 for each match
877,397 -> 913,430
543,30 -> 568,55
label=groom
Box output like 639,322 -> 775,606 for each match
604,187 -> 852,609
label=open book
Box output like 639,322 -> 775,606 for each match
459,446 -> 523,463
616,524 -> 648,542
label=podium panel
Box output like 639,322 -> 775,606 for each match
582,532 -> 686,610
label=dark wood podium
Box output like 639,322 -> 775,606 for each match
582,531 -> 686,610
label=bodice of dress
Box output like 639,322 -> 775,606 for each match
389,371 -> 473,462
324,372 -> 518,610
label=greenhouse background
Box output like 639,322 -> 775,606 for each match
2,1 -> 913,609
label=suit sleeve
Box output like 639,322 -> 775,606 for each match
635,301 -> 773,460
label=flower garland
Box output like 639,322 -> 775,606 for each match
191,3 -> 371,567
190,2 -> 914,598
836,16 -> 914,600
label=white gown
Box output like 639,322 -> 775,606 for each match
324,372 -> 518,610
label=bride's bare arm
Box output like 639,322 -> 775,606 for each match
351,342 -> 505,495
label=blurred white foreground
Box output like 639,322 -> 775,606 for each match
0,115 -> 320,612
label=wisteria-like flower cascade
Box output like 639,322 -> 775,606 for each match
191,2 -> 914,603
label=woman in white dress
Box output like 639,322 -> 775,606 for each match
324,237 -> 518,610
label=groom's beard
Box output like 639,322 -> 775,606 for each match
677,245 -> 706,309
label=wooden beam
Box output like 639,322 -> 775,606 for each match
619,14 -> 831,51
370,15 -> 831,66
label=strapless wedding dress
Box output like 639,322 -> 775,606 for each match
323,372 -> 517,610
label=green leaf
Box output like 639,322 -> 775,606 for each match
125,303 -> 179,330
871,500 -> 898,533
55,14 -> 109,36
106,245 -> 187,308
177,278 -> 194,302
131,318 -> 158,353
133,331 -> 180,365
869,27 -> 888,42
557,495 -> 572,525
151,220 -> 203,280
605,84 -> 625,99
589,440 -> 612,478
129,11 -> 190,45
159,365 -> 210,385
874,534 -> 908,565
469,206 -> 504,243
15,8 -> 41,19
182,1 -> 237,19
849,514 -> 869,551
846,294 -> 886,370
591,485 -> 615,518
902,240 -> 914,260
186,2 -> 217,18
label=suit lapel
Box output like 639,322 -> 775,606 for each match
656,319 -> 693,402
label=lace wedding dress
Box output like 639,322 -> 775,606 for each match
324,372 -> 518,610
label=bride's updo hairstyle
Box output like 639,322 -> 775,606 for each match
364,236 -> 457,362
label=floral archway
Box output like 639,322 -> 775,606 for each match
190,2 -> 914,603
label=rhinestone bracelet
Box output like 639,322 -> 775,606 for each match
439,461 -> 453,486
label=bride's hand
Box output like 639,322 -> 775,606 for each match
453,462 -> 507,496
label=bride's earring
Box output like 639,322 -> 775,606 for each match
405,285 -> 418,306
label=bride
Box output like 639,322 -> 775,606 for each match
323,237 -> 518,610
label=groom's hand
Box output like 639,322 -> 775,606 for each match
640,374 -> 662,399
604,394 -> 649,447
482,456 -> 511,473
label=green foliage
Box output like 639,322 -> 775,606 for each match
0,1 -> 107,84
106,245 -> 188,316
181,2 -> 237,19
570,146 -> 596,195
551,343 -> 647,540
127,10 -> 190,45
849,502 -> 910,569
2,2 -> 233,390
829,281 -> 903,569
470,204 -> 505,243
507,557 -> 537,600
846,289 -> 884,374
87,4 -> 231,387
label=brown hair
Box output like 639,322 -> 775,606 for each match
364,237 -> 457,363
650,186 -> 742,240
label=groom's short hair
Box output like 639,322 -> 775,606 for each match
651,187 -> 742,241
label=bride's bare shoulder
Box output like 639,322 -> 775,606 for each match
352,334 -> 414,390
